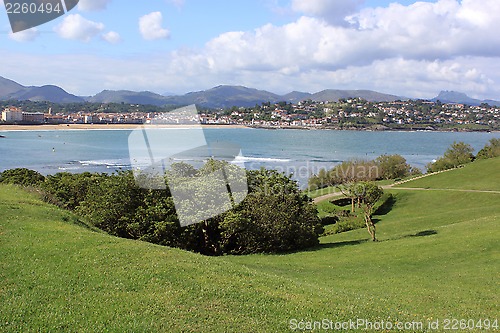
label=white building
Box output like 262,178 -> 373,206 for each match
2,107 -> 23,122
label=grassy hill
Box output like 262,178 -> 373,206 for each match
394,157 -> 500,191
1,160 -> 499,332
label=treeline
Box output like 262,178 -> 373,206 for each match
0,100 -> 176,115
308,154 -> 421,191
0,161 -> 323,256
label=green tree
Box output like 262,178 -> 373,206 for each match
477,138 -> 500,159
358,182 -> 384,241
375,154 -> 414,180
427,141 -> 475,172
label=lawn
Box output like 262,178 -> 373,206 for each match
395,157 -> 500,191
0,160 -> 499,332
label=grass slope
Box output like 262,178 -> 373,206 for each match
1,161 -> 499,332
395,157 -> 500,191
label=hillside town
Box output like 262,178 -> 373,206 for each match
1,98 -> 499,131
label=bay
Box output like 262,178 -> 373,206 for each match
0,128 -> 499,187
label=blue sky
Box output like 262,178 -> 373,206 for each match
1,0 -> 499,100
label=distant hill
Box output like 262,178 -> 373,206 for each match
0,76 -> 24,97
2,75 -> 499,108
0,76 -> 84,103
432,91 -> 500,106
281,91 -> 313,103
164,85 -> 281,108
8,85 -> 84,103
88,90 -> 169,106
310,89 -> 401,103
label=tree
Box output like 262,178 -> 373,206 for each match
477,138 -> 500,159
375,154 -> 414,180
427,141 -> 475,172
358,182 -> 383,241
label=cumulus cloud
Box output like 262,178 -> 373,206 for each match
78,0 -> 112,11
101,31 -> 122,44
292,0 -> 364,26
8,28 -> 40,42
54,14 -> 104,42
139,12 -> 170,41
3,0 -> 500,100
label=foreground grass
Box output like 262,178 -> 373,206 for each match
1,162 -> 499,332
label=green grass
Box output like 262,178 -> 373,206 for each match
396,157 -> 500,191
1,160 -> 499,332
305,186 -> 339,199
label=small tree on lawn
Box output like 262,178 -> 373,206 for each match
358,182 -> 384,242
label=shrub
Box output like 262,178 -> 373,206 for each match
0,168 -> 45,187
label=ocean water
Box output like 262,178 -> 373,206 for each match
1,128 -> 499,187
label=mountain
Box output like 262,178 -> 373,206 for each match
311,89 -> 401,103
0,76 -> 84,103
0,76 -> 24,97
281,91 -> 313,103
432,91 -> 500,106
88,90 -> 169,106
8,85 -> 84,103
3,75 -> 499,108
164,85 -> 281,108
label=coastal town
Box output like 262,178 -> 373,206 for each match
1,98 -> 499,131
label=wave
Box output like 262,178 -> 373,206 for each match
233,155 -> 292,163
78,159 -> 130,168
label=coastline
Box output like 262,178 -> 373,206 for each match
0,123 -> 497,133
0,124 -> 249,131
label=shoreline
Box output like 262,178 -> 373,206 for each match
0,123 -> 498,133
0,124 -> 249,131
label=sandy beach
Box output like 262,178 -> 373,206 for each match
0,124 -> 249,131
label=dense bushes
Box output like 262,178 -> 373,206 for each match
0,163 -> 323,256
0,168 -> 45,187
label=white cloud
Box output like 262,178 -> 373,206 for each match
139,12 -> 171,41
3,0 -> 500,101
8,28 -> 40,42
101,31 -> 122,44
292,0 -> 364,25
78,0 -> 112,11
54,14 -> 105,42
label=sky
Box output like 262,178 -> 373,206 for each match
1,0 -> 499,100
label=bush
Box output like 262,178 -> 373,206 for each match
14,163 -> 323,256
0,168 -> 45,187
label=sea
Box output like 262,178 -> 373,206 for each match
1,128 -> 499,188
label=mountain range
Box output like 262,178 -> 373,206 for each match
1,76 -> 498,108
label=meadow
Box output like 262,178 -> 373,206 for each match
0,158 -> 499,332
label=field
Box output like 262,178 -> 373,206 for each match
0,158 -> 499,332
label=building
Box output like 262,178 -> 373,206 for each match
2,107 -> 24,122
1,107 -> 44,123
22,112 -> 45,123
